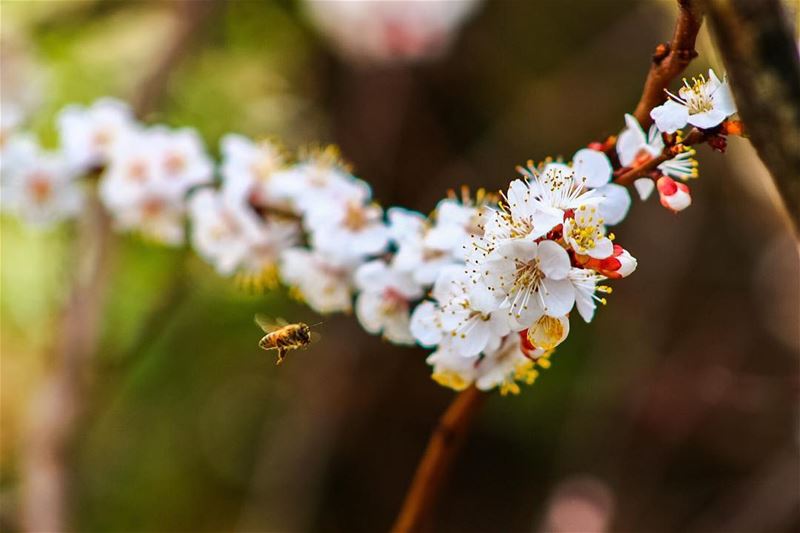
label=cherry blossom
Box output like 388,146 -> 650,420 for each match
650,69 -> 736,133
280,248 -> 356,314
1,135 -> 83,227
481,239 -> 575,329
57,98 -> 135,171
354,259 -> 424,345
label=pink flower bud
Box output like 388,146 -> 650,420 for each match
657,176 -> 691,212
614,246 -> 637,278
576,244 -> 637,279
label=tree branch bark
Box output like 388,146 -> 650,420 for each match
632,0 -> 705,128
389,386 -> 486,533
702,0 -> 800,236
20,2 -> 220,531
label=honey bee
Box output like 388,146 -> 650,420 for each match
255,315 -> 319,365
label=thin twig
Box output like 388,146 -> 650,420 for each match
632,0 -> 705,128
20,2 -> 220,531
390,386 -> 486,533
614,128 -> 707,186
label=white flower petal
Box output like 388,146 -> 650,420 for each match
634,178 -> 655,200
595,183 -> 631,226
537,240 -> 570,280
540,278 -> 576,317
651,99 -> 689,133
573,148 -> 612,188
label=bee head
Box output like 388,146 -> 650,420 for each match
299,324 -> 311,342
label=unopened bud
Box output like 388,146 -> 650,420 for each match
657,176 -> 691,212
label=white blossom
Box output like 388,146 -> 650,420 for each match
389,207 -> 460,285
650,69 -> 736,133
616,113 -> 698,198
1,135 -> 83,227
411,266 -> 509,357
280,248 -> 356,314
57,98 -> 136,170
268,152 -> 370,216
220,134 -> 287,209
308,200 -> 390,263
481,239 -> 574,329
100,127 -> 212,245
354,259 -> 424,344
562,204 -> 614,259
188,187 -> 299,277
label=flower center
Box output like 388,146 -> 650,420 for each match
92,128 -> 112,148
678,75 -> 715,115
26,172 -> 53,204
343,202 -> 368,231
381,287 -> 408,315
127,160 -> 148,182
163,152 -> 186,176
513,258 -> 544,293
141,197 -> 166,219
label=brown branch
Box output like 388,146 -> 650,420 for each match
389,386 -> 486,533
632,0 -> 705,128
130,0 -> 220,119
20,3 -> 220,531
614,128 -> 707,186
702,0 -> 800,236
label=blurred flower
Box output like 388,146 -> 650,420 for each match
651,69 -> 736,133
280,248 -> 356,314
389,207 -> 461,285
1,134 -> 83,227
308,200 -> 390,263
268,149 -> 370,215
354,259 -> 424,344
100,127 -> 212,245
219,134 -> 287,209
426,197 -> 486,261
57,98 -> 136,171
302,0 -> 483,64
189,188 -> 298,278
474,334 -> 539,394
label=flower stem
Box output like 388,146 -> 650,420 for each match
389,386 -> 487,533
632,0 -> 705,129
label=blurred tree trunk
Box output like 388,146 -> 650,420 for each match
20,2 -> 220,531
702,0 -> 800,236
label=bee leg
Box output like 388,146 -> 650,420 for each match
276,348 -> 287,365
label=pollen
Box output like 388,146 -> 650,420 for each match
432,371 -> 470,391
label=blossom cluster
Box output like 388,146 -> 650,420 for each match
0,68 -> 738,395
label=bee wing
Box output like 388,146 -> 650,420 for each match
255,313 -> 280,333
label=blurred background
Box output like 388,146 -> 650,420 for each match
1,1 -> 798,532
